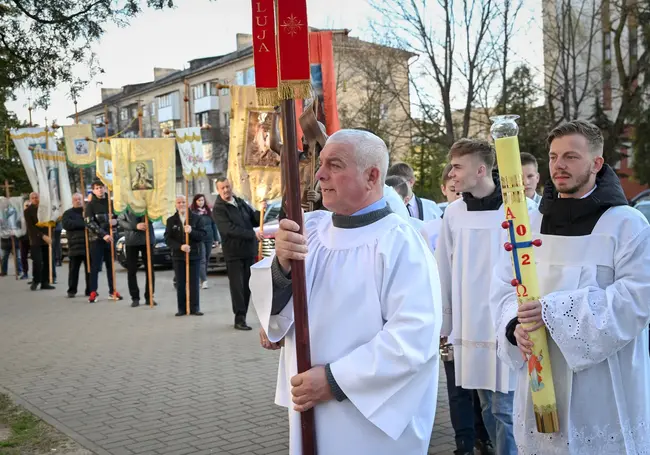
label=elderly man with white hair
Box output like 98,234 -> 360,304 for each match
250,129 -> 443,454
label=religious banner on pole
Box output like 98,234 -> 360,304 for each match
33,147 -> 73,224
276,0 -> 311,100
175,128 -> 207,179
9,127 -> 57,192
0,197 -> 26,238
96,141 -> 114,191
227,85 -> 282,209
251,0 -> 279,106
110,138 -> 176,222
308,31 -> 340,135
63,124 -> 97,168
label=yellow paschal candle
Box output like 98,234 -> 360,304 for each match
491,115 -> 559,433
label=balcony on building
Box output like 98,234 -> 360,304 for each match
157,91 -> 181,123
193,82 -> 220,114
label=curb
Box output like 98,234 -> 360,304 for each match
0,383 -> 111,455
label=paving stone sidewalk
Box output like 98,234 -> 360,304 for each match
0,264 -> 455,454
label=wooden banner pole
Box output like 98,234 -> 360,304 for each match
258,203 -> 265,259
48,226 -> 53,284
183,83 -> 191,315
75,102 -> 91,276
145,215 -> 154,308
107,188 -> 117,300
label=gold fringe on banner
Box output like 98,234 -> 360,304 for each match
256,88 -> 281,107
278,81 -> 312,101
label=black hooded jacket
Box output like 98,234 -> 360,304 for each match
505,165 -> 629,345
85,194 -> 116,242
62,207 -> 87,257
462,169 -> 503,212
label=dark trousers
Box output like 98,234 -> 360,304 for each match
226,257 -> 254,324
89,239 -> 114,294
19,238 -> 29,276
173,259 -> 200,314
443,360 -> 491,452
68,255 -> 90,295
53,230 -> 62,264
126,244 -> 155,301
31,244 -> 50,286
1,237 -> 21,275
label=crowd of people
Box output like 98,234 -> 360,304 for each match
251,122 -> 650,455
1,176 -> 265,330
2,120 -> 649,454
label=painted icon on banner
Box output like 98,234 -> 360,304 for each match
104,160 -> 114,185
47,166 -> 62,214
74,138 -> 89,155
244,110 -> 280,168
130,160 -> 155,191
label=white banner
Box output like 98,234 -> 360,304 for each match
175,127 -> 206,179
0,197 -> 26,238
33,148 -> 73,224
9,127 -> 57,192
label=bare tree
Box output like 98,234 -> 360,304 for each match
370,0 -> 499,147
544,0 -> 649,164
334,37 -> 414,161
543,0 -> 602,124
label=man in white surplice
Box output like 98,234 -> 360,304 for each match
250,129 -> 442,455
490,120 -> 650,454
435,139 -> 529,455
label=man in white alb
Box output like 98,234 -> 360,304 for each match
491,120 -> 650,454
250,129 -> 442,454
435,139 -> 532,455
388,162 -> 443,220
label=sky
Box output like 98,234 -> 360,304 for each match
7,0 -> 545,126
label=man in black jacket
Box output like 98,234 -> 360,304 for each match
212,177 -> 264,330
62,193 -> 90,298
24,192 -> 54,291
118,211 -> 155,307
165,195 -> 206,316
85,179 -> 123,303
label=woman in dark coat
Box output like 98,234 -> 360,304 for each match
191,194 -> 219,289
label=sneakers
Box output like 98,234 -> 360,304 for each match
112,292 -> 124,301
131,300 -> 140,307
67,292 -> 76,298
20,274 -> 29,280
88,291 -> 98,303
201,281 -> 208,290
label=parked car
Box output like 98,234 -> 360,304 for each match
254,199 -> 286,259
115,220 -> 226,272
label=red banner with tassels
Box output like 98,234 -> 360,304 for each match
276,0 -> 311,101
251,0 -> 279,106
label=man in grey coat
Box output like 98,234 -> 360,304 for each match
118,211 -> 156,307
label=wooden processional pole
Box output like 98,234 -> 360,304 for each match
75,100 -> 91,274
3,180 -> 18,280
104,105 -> 117,300
138,102 -> 154,309
44,118 -> 54,285
258,203 -> 265,259
183,82 -> 191,315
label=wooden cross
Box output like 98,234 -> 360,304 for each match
3,179 -> 14,198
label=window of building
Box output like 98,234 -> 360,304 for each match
195,112 -> 210,127
150,101 -> 156,117
223,112 -> 230,129
120,108 -> 128,121
235,71 -> 245,86
245,67 -> 255,85
193,82 -> 219,100
158,93 -> 173,108
95,114 -> 104,125
220,81 -> 230,96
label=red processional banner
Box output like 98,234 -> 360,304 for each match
276,0 -> 311,101
251,0 -> 279,106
